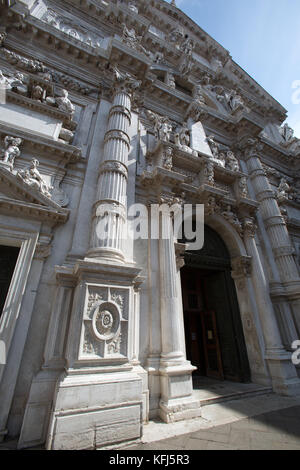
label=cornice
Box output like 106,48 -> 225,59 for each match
0,123 -> 82,163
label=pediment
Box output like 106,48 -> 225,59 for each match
0,165 -> 69,223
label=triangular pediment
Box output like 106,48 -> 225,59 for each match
0,165 -> 69,223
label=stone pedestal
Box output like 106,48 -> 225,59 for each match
45,260 -> 144,450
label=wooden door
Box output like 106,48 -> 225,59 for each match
200,310 -> 224,379
181,268 -> 224,378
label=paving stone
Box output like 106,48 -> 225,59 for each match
188,429 -> 230,444
183,439 -> 209,450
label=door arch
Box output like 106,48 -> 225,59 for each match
181,225 -> 251,383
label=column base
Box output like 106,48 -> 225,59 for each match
266,352 -> 300,396
85,247 -> 125,264
158,362 -> 201,423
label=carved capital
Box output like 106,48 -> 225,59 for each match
239,137 -> 264,160
231,255 -> 252,280
112,66 -> 142,96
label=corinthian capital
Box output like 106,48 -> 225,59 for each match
112,66 -> 141,95
239,137 -> 264,160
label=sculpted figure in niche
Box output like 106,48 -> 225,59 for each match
2,136 -> 23,170
56,89 -> 75,115
165,73 -> 176,89
206,135 -> 220,159
227,90 -> 247,113
17,159 -> 52,198
163,147 -> 173,170
176,122 -> 190,148
239,177 -> 248,198
159,118 -> 173,142
276,177 -> 291,202
32,84 -> 45,102
226,151 -> 240,172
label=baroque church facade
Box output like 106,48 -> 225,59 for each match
0,0 -> 300,450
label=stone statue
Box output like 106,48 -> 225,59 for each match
1,136 -> 23,170
239,177 -> 248,198
32,84 -> 45,101
193,84 -> 206,105
147,110 -> 172,142
279,123 -> 294,143
7,72 -> 28,96
276,177 -> 290,202
226,151 -> 240,172
0,69 -> 11,90
121,24 -> 149,56
159,118 -> 173,142
175,122 -> 190,148
56,89 -> 75,115
165,73 -> 176,89
227,90 -> 247,113
206,135 -> 220,159
163,147 -> 173,170
17,159 -> 52,198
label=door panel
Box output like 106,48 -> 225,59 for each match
200,310 -> 224,379
204,271 -> 249,382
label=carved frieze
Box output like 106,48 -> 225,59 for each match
41,8 -> 104,49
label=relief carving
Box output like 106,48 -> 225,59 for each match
17,159 -> 53,198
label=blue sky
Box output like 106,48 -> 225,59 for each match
169,0 -> 300,137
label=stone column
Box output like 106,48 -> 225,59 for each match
87,69 -> 141,262
243,218 -> 300,395
243,138 -> 300,313
157,202 -> 201,423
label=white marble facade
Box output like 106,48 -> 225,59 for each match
0,0 -> 299,450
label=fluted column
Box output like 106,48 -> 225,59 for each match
243,221 -> 288,355
243,139 -> 300,287
157,202 -> 200,423
87,69 -> 141,262
159,210 -> 187,364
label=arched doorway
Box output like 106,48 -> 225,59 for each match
181,225 -> 251,383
